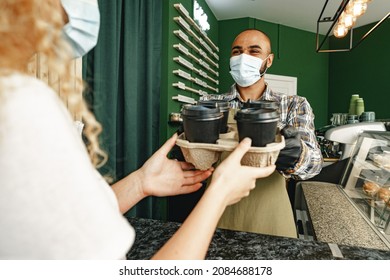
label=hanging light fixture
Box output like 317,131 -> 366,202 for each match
333,0 -> 371,38
346,0 -> 369,17
333,22 -> 348,37
339,11 -> 357,29
333,0 -> 369,38
316,0 -> 390,52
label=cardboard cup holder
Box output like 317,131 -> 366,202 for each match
176,126 -> 285,170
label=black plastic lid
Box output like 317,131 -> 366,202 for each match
181,104 -> 223,119
242,99 -> 278,110
234,108 -> 279,122
197,100 -> 229,112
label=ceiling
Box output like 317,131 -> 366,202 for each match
204,0 -> 390,34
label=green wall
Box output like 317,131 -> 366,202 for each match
161,2 -> 330,141
159,1 -> 388,222
161,2 -> 389,140
160,0 -> 219,142
328,20 -> 390,120
217,18 -> 329,128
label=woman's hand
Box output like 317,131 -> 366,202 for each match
138,133 -> 213,197
208,138 -> 275,207
152,137 -> 275,259
112,134 -> 213,214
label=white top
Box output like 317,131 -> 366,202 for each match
0,73 -> 135,259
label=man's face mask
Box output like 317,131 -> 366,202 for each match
61,0 -> 100,58
229,53 -> 269,87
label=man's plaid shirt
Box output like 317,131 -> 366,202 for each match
201,84 -> 323,180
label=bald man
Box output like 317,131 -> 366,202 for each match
201,29 -> 322,238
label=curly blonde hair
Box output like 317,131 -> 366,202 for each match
0,0 -> 107,168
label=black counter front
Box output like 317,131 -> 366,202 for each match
126,217 -> 390,260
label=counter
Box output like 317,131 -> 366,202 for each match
125,217 -> 390,260
295,130 -> 390,252
298,181 -> 389,250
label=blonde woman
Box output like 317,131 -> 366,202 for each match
0,0 -> 275,259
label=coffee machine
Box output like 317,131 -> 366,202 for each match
324,122 -> 386,160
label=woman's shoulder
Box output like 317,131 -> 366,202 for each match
1,72 -> 54,96
1,71 -> 71,139
1,72 -> 61,115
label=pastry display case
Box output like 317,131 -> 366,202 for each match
340,131 -> 390,246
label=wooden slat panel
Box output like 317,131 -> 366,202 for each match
37,53 -> 49,85
29,54 -> 82,117
27,54 -> 38,78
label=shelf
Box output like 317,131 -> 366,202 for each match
340,131 -> 390,243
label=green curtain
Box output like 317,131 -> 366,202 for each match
83,0 -> 165,219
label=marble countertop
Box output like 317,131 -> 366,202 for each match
300,181 -> 390,251
126,217 -> 390,260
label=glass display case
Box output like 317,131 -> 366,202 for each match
340,131 -> 390,246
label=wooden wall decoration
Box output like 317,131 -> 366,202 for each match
171,3 -> 219,105
27,54 -> 83,120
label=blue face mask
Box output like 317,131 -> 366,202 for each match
61,0 -> 100,58
229,53 -> 269,87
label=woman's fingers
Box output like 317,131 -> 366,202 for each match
181,168 -> 213,177
226,138 -> 252,162
251,164 -> 276,178
179,161 -> 196,170
182,170 -> 212,186
155,133 -> 178,158
174,183 -> 204,195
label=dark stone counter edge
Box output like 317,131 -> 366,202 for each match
125,217 -> 390,260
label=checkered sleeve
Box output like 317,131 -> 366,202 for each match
285,96 -> 323,180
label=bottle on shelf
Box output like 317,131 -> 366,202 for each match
355,98 -> 365,117
348,94 -> 359,116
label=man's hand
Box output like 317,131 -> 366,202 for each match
276,126 -> 302,173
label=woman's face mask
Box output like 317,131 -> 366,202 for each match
229,53 -> 269,87
61,0 -> 100,58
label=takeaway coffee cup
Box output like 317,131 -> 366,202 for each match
242,99 -> 279,110
234,108 -> 279,147
197,100 -> 230,133
181,104 -> 223,143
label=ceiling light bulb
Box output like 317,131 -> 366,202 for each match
347,0 -> 368,17
333,24 -> 348,38
341,13 -> 356,29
